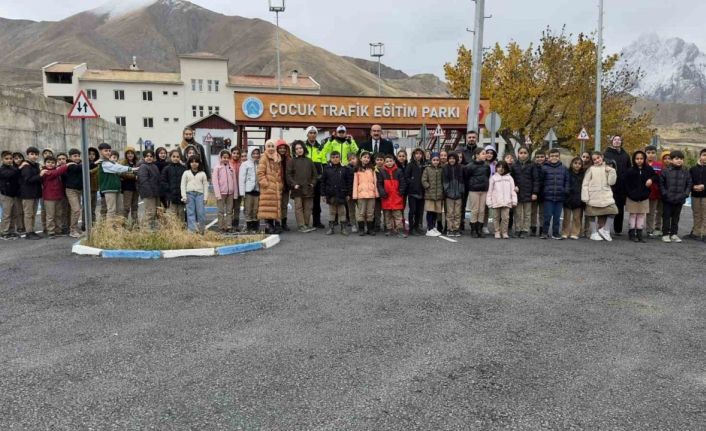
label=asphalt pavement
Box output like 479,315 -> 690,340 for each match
1,210 -> 705,430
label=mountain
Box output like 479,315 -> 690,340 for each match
620,33 -> 706,105
0,0 -> 448,97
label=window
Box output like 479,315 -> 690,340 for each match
113,90 -> 125,100
208,106 -> 213,115
143,117 -> 154,128
142,90 -> 153,101
86,89 -> 97,100
192,105 -> 197,117
115,116 -> 126,127
214,80 -> 220,92
173,118 -> 179,122
215,106 -> 220,115
191,79 -> 196,91
198,79 -> 203,92
163,117 -> 169,122
162,91 -> 168,96
172,91 -> 178,96
199,106 -> 204,117
207,80 -> 212,92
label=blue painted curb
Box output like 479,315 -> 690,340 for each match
216,242 -> 264,256
101,249 -> 162,260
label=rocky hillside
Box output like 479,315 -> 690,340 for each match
0,0 -> 448,97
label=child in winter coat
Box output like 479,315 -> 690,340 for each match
405,148 -> 426,235
374,153 -> 385,231
181,155 -> 209,234
286,141 -> 318,233
353,151 -> 379,236
40,156 -> 73,238
442,153 -> 465,237
0,151 -> 21,239
689,148 -> 706,241
464,147 -> 490,238
229,148 -> 243,231
212,150 -> 238,232
161,149 -> 187,221
377,154 -> 407,238
624,150 -> 656,242
511,146 -> 539,238
137,149 -> 161,229
239,148 -> 261,233
582,152 -> 618,242
422,153 -> 444,237
320,151 -> 352,235
540,149 -> 570,240
120,147 -> 140,224
530,151 -> 546,236
18,147 -> 42,239
345,153 -> 359,231
645,145 -> 663,237
486,161 -> 517,239
561,157 -> 585,240
659,150 -> 692,243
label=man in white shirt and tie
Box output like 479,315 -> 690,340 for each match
360,124 -> 394,156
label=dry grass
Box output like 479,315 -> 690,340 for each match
83,213 -> 265,251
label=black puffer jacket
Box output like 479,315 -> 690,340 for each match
604,147 -> 631,195
690,163 -> 706,199
19,161 -> 42,199
320,163 -> 352,205
161,162 -> 187,204
442,164 -> 465,199
0,164 -> 20,197
511,159 -> 540,202
404,160 -> 425,198
624,164 -> 656,202
463,160 -> 490,192
63,163 -> 83,190
564,169 -> 585,209
137,162 -> 161,198
660,166 -> 693,205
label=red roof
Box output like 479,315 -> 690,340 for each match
187,114 -> 236,130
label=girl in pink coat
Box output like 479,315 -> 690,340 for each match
486,161 -> 518,239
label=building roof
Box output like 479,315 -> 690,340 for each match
44,63 -> 82,73
229,74 -> 320,90
79,69 -> 182,85
178,52 -> 229,61
187,113 -> 236,130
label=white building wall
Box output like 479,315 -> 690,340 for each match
78,81 -> 185,151
178,58 -> 235,125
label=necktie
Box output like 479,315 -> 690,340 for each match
374,140 -> 378,153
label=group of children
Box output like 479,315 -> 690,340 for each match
2,128 -> 705,244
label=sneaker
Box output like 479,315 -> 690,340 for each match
662,235 -> 671,243
653,230 -> 663,237
494,232 -> 501,239
539,234 -> 548,239
26,232 -> 41,240
598,228 -> 612,242
561,235 -> 568,239
297,225 -> 308,233
502,234 -> 510,239
590,232 -> 603,241
398,230 -> 408,238
552,235 -> 563,240
482,226 -> 490,235
426,229 -> 439,237
0,234 -> 12,241
569,235 -> 579,240
670,235 -> 682,243
47,234 -> 56,240
69,231 -> 82,239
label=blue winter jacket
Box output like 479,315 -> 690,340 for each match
540,161 -> 570,202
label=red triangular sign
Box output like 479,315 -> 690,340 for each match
68,90 -> 99,119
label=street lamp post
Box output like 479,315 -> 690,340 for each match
594,0 -> 603,152
468,0 -> 486,135
269,0 -> 285,93
370,42 -> 385,96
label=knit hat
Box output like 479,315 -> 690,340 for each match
276,139 -> 288,147
306,126 -> 318,134
431,152 -> 440,159
661,150 -> 671,160
484,144 -> 496,153
125,146 -> 136,154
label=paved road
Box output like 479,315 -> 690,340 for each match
1,211 -> 705,430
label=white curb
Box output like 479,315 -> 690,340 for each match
162,248 -> 216,259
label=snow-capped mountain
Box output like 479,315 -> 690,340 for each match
621,33 -> 706,105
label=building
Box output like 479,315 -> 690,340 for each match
42,53 -> 320,152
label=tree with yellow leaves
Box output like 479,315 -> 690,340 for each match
444,27 -> 654,154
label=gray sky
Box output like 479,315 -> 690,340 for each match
1,0 -> 704,77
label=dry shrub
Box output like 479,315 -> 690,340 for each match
83,213 -> 265,250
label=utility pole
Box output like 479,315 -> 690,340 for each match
467,0 -> 486,135
594,0 -> 604,152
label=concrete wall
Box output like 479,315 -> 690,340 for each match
0,87 -> 126,154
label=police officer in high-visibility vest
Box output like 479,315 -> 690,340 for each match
304,126 -> 327,229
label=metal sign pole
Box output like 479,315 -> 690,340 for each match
80,118 -> 93,239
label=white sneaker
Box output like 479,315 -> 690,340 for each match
662,235 -> 671,243
426,229 -> 437,237
670,235 -> 682,243
598,228 -> 612,242
569,235 -> 579,240
590,232 -> 603,241
482,226 -> 490,234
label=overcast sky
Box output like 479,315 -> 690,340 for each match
1,0 -> 704,77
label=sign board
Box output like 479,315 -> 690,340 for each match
524,135 -> 532,146
68,90 -> 99,119
144,140 -> 153,150
577,127 -> 590,141
544,128 -> 558,142
204,133 -> 214,144
234,92 -> 490,128
486,112 -> 502,134
433,124 -> 445,138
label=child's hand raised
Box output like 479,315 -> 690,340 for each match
645,179 -> 653,188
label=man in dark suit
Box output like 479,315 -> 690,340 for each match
359,124 -> 394,156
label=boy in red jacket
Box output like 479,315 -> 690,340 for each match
40,156 -> 73,238
377,155 -> 408,238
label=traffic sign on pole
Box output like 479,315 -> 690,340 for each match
544,128 -> 558,149
577,127 -> 590,141
433,125 -> 445,151
68,90 -> 99,119
67,91 -> 100,240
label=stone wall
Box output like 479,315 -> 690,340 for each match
0,87 -> 126,154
